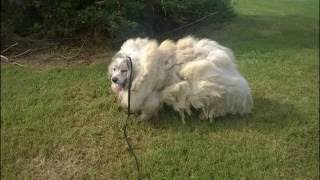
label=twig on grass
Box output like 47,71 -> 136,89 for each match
1,42 -> 29,66
1,55 -> 24,66
10,49 -> 32,59
1,43 -> 19,53
0,55 -> 11,63
56,40 -> 86,60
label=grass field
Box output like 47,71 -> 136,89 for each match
1,0 -> 319,179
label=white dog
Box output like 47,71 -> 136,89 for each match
108,36 -> 253,123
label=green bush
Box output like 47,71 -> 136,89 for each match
1,0 -> 235,42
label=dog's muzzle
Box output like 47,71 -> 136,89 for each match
112,77 -> 119,83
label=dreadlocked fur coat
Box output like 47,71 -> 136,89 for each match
108,36 -> 253,123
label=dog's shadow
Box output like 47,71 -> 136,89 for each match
148,97 -> 303,133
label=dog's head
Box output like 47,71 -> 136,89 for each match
108,53 -> 133,95
108,38 -> 152,96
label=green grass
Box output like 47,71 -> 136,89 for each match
1,0 -> 319,179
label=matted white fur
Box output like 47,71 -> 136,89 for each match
108,36 -> 253,123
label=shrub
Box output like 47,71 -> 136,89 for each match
1,0 -> 235,42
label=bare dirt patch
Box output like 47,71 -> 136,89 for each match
1,39 -> 115,68
12,51 -> 113,68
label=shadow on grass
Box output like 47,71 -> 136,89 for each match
149,97 -> 303,134
159,14 -> 318,53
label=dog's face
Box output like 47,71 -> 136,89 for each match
108,53 -> 131,94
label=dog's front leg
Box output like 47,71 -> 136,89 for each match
179,111 -> 186,124
140,92 -> 161,121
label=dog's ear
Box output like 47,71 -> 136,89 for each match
107,62 -> 114,78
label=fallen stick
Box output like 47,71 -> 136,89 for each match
56,40 -> 86,60
10,49 -> 32,59
1,55 -> 11,63
1,55 -> 24,66
1,43 -> 18,53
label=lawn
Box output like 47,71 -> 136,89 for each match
1,0 -> 319,179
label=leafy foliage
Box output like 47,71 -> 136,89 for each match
1,0 -> 234,41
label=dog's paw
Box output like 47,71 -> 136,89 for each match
140,113 -> 152,121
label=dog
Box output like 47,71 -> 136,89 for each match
108,36 -> 253,123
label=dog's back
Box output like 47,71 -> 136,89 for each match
110,36 -> 253,122
162,36 -> 253,122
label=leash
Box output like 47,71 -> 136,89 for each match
122,56 -> 142,179
112,11 -> 219,45
119,12 -> 219,177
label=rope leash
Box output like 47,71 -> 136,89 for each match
119,12 -> 220,179
112,11 -> 219,45
122,56 -> 142,179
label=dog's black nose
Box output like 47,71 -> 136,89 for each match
112,77 -> 118,83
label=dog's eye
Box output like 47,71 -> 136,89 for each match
121,70 -> 127,73
113,68 -> 116,71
